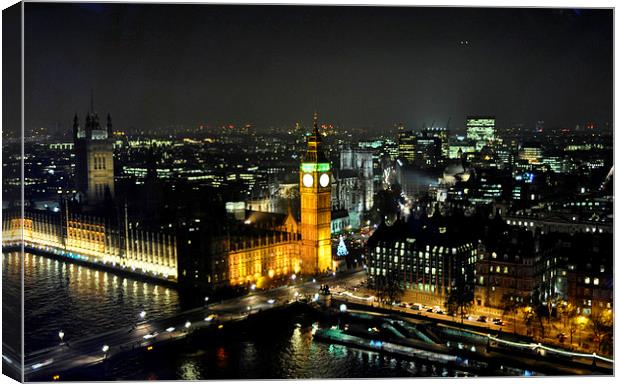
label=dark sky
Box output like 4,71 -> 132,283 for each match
24,3 -> 613,134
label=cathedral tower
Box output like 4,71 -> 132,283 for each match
300,112 -> 332,274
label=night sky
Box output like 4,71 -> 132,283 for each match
23,3 -> 612,134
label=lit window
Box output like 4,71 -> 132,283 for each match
585,277 -> 590,284
593,278 -> 599,285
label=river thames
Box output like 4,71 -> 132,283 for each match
4,252 -> 465,379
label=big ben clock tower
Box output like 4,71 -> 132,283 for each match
300,112 -> 332,274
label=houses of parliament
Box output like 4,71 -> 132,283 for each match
2,111 -> 336,291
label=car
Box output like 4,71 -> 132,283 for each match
399,303 -> 408,308
426,308 -> 434,312
143,332 -> 158,340
205,314 -> 217,322
411,303 -> 423,311
494,320 -> 505,326
436,310 -> 445,315
557,333 -> 567,342
477,316 -> 487,323
491,318 -> 501,323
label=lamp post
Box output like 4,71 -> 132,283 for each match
139,310 -> 146,320
58,330 -> 64,345
102,344 -> 109,360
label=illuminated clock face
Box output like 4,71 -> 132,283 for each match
319,173 -> 330,187
302,173 -> 314,188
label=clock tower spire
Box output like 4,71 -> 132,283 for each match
300,112 -> 333,274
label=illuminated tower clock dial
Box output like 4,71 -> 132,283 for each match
302,173 -> 314,187
319,173 -> 330,187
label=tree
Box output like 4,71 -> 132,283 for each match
530,288 -> 547,340
544,293 -> 562,325
337,236 -> 349,257
588,311 -> 613,354
500,292 -> 523,333
560,303 -> 579,345
445,282 -> 474,325
373,271 -> 404,304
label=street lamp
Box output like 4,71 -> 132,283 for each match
185,321 -> 191,330
204,296 -> 209,303
291,274 -> 297,281
340,304 -> 347,312
102,344 -> 109,359
139,311 -> 146,320
58,331 -> 64,344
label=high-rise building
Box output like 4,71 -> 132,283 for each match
518,142 -> 542,164
300,112 -> 333,274
73,107 -> 115,203
466,116 -> 496,150
397,130 -> 416,164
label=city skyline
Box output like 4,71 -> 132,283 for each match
20,4 -> 613,134
2,2 -> 614,381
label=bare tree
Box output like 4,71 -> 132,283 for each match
588,311 -> 613,354
374,271 -> 404,304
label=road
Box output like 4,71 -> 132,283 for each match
23,271 -> 366,381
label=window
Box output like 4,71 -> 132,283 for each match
593,278 -> 599,285
584,277 -> 590,284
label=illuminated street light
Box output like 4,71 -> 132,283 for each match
250,284 -> 256,291
291,274 -> 297,281
102,344 -> 109,359
204,296 -> 209,302
185,321 -> 191,329
340,304 -> 347,312
58,331 -> 64,344
139,310 -> 146,320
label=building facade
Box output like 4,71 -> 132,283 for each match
366,212 -> 477,306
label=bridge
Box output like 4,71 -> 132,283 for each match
20,271 -> 366,381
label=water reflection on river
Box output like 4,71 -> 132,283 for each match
6,252 -> 460,379
3,252 -> 181,354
